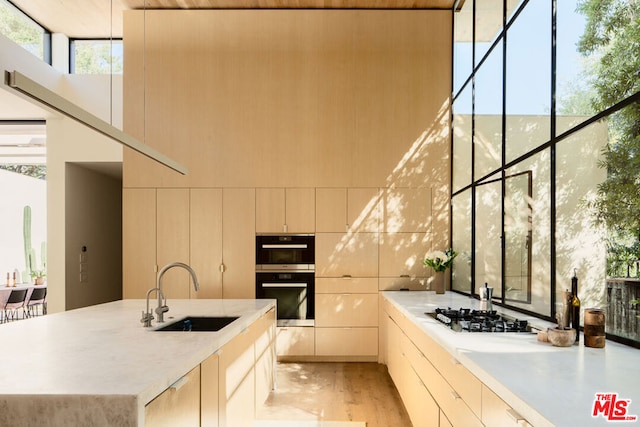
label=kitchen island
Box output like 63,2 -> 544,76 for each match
381,291 -> 640,426
0,298 -> 276,426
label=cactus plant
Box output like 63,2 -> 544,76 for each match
23,205 -> 32,280
22,205 -> 46,282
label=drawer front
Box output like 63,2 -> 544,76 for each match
482,385 -> 532,427
276,326 -> 315,356
315,233 -> 379,277
315,327 -> 378,356
379,276 -> 428,291
386,297 -> 482,417
398,317 -> 482,427
316,277 -> 379,293
315,293 -> 378,327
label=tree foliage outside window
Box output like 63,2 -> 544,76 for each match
0,0 -> 45,59
578,0 -> 640,277
72,40 -> 123,75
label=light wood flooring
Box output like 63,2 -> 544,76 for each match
256,362 -> 412,427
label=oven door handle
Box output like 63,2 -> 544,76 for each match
262,244 -> 308,249
261,283 -> 308,288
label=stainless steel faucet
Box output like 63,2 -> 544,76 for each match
155,262 -> 200,323
140,287 -> 162,327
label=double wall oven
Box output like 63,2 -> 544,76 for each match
255,234 -> 315,326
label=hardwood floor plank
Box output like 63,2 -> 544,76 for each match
257,362 -> 412,427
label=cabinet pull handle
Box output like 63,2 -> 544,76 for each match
219,264 -> 226,273
450,357 -> 461,366
170,376 -> 189,391
283,224 -> 288,233
450,390 -> 461,400
400,274 -> 410,278
506,408 -> 525,423
342,275 -> 352,279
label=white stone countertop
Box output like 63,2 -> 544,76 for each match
382,291 -> 640,427
0,298 -> 275,427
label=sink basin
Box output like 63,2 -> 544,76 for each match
154,316 -> 240,332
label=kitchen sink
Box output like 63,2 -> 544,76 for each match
154,316 -> 240,332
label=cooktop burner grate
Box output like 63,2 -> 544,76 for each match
426,307 -> 529,333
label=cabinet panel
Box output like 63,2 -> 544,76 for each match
440,410 -> 453,427
482,385 -> 532,427
123,188 -> 156,299
219,328 -> 255,427
315,232 -> 379,277
316,188 -> 346,232
256,188 -> 285,233
404,359 -> 440,427
315,327 -> 378,356
222,189 -> 256,298
401,330 -> 482,427
286,188 -> 315,233
379,232 -> 431,278
157,189 -> 191,299
315,294 -> 378,327
276,326 -> 315,356
145,366 -> 201,427
315,277 -> 378,294
348,188 -> 381,232
190,189 -> 223,299
255,309 -> 276,407
201,353 -> 219,427
381,187 -> 431,232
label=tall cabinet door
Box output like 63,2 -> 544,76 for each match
157,189 -> 191,299
222,189 -> 255,299
191,189 -> 223,299
123,188 -> 156,299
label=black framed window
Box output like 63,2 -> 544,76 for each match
70,39 -> 123,75
0,0 -> 51,63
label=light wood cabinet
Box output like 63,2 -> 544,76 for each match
201,353 -> 220,427
254,309 -> 276,407
481,385 -> 532,427
256,188 -> 315,233
157,189 -> 192,299
316,188 -> 380,233
191,188 -> 255,299
219,328 -> 255,427
380,187 -> 431,233
315,277 -> 378,358
383,298 -> 484,427
315,294 -> 378,327
145,366 -> 201,427
315,232 -> 379,277
190,188 -> 223,299
123,188 -> 156,299
221,188 -> 255,299
276,326 -> 315,357
315,327 -> 378,357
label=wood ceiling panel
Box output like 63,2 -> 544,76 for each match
10,0 -> 454,38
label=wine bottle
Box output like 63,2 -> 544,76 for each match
571,269 -> 580,343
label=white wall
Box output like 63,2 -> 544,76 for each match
0,170 -> 46,281
0,32 -> 123,313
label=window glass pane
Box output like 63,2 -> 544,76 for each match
474,40 -> 503,180
506,0 -> 524,25
505,148 -> 550,316
0,0 -> 46,60
72,40 -> 123,74
453,0 -> 473,94
570,1 -> 640,114
475,0 -> 503,65
452,82 -> 472,193
505,0 -> 551,163
475,176 -> 502,295
556,117 -> 607,328
556,0 -> 594,134
452,189 -> 472,293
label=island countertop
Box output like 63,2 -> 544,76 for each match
0,298 -> 276,426
382,291 -> 640,426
